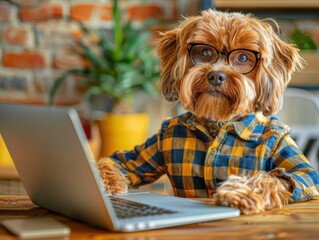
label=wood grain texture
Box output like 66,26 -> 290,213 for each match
1,196 -> 319,239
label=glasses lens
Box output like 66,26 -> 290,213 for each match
189,45 -> 218,65
229,50 -> 257,74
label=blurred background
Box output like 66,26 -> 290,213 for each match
0,0 -> 318,195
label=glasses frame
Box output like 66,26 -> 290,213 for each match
187,43 -> 262,74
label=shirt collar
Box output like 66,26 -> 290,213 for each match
179,112 -> 268,141
228,112 -> 267,141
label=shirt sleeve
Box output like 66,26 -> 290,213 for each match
270,133 -> 319,202
102,132 -> 166,188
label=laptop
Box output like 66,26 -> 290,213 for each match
0,103 -> 240,232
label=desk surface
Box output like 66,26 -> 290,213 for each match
1,196 -> 319,239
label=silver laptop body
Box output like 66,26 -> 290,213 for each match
0,103 -> 240,232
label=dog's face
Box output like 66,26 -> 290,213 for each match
158,10 -> 303,121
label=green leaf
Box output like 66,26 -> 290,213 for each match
49,69 -> 86,105
78,41 -> 109,68
99,30 -> 116,63
289,28 -> 317,50
122,31 -> 150,61
113,0 -> 123,60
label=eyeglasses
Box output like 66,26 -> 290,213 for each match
187,43 -> 261,74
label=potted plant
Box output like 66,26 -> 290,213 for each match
289,28 -> 317,51
289,28 -> 318,70
49,0 -> 160,157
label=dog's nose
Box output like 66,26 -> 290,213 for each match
207,71 -> 227,86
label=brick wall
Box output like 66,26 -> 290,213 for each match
0,0 -> 201,105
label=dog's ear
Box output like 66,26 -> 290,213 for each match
255,21 -> 304,116
157,29 -> 179,101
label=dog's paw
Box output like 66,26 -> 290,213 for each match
97,158 -> 129,195
211,175 -> 265,215
211,173 -> 292,215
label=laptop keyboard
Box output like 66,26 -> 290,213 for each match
109,196 -> 178,219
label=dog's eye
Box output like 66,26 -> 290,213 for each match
237,53 -> 249,63
200,48 -> 212,58
231,51 -> 255,66
229,50 -> 259,74
189,44 -> 218,65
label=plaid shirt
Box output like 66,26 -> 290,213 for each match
106,112 -> 319,202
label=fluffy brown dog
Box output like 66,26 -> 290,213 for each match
98,9 -> 319,215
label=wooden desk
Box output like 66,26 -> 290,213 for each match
1,196 -> 319,239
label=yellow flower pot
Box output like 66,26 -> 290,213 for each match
0,134 -> 14,168
96,113 -> 149,157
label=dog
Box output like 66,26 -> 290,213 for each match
98,9 -> 319,215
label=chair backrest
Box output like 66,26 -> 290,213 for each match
276,88 -> 319,125
275,88 -> 319,172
